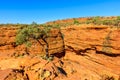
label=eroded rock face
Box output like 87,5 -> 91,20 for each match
0,25 -> 120,80
63,51 -> 120,80
0,27 -> 65,57
0,56 -> 67,80
0,69 -> 28,80
61,25 -> 120,80
62,25 -> 120,55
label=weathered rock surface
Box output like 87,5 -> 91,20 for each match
0,27 -> 65,57
62,24 -> 120,55
63,51 -> 120,80
0,68 -> 28,80
61,25 -> 120,80
0,25 -> 120,80
0,56 -> 66,80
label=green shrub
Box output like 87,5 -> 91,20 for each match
73,18 -> 79,25
16,22 -> 51,57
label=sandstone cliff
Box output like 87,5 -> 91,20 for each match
0,27 -> 65,57
0,24 -> 120,80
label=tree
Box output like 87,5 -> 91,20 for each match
73,18 -> 79,25
16,22 -> 51,58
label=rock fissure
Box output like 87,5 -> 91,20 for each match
0,24 -> 120,80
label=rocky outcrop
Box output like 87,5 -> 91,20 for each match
0,27 -> 65,57
0,69 -> 28,80
63,50 -> 120,80
0,24 -> 120,80
61,25 -> 120,80
0,56 -> 66,80
62,24 -> 120,55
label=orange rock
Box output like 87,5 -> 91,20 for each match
0,27 -> 65,57
62,25 -> 120,55
0,24 -> 120,80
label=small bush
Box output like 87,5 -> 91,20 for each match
16,22 -> 51,57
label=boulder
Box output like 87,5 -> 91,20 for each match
0,69 -> 28,80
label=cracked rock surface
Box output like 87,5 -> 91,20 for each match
0,25 -> 120,80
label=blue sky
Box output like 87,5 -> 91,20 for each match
0,0 -> 120,24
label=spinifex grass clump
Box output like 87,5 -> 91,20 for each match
16,22 -> 52,58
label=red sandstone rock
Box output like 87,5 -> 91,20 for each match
62,25 -> 120,55
0,27 -> 65,57
0,25 -> 120,80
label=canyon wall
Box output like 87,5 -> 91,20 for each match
0,25 -> 120,80
0,27 -> 65,57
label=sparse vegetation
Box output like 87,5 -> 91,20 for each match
16,22 -> 52,58
91,16 -> 101,25
73,18 -> 80,25
1,16 -> 120,28
102,30 -> 112,54
0,16 -> 120,80
45,16 -> 120,28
